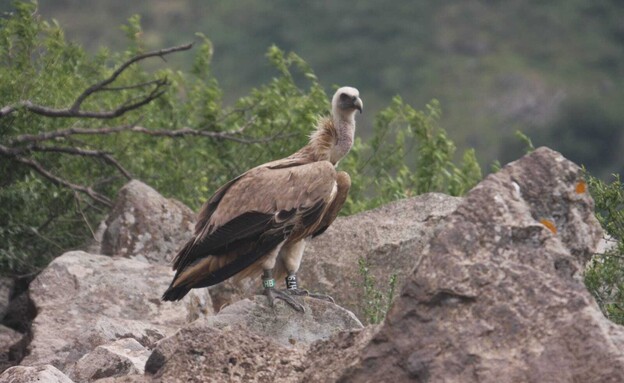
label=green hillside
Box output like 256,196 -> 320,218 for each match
33,0 -> 624,176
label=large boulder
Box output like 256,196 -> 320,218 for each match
339,147 -> 622,382
203,295 -> 362,347
20,251 -> 212,373
143,296 -> 362,382
100,180 -> 195,264
210,193 -> 462,321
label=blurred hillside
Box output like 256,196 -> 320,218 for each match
34,0 -> 624,177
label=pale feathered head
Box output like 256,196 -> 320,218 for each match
332,86 -> 363,117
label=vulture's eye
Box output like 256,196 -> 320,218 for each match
339,93 -> 350,101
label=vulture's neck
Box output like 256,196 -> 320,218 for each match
296,113 -> 355,165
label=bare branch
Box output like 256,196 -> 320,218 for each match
99,79 -> 165,92
0,144 -> 112,207
0,43 -> 193,119
70,43 -> 192,111
9,116 -> 288,146
28,145 -> 133,180
73,192 -> 97,240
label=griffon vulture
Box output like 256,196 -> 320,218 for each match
162,87 -> 363,311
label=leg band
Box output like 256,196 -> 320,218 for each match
262,269 -> 275,289
285,274 -> 298,290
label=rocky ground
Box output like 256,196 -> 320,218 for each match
0,147 -> 621,382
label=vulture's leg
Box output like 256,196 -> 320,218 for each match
260,242 -> 304,311
263,269 -> 304,312
282,240 -> 335,303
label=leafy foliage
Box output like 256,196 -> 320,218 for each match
342,97 -> 482,214
585,174 -> 624,325
0,3 -> 481,278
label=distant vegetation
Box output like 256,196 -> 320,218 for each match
36,0 -> 624,178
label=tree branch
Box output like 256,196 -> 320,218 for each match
0,43 -> 193,119
28,145 -> 133,180
0,144 -> 113,207
8,116 -> 293,146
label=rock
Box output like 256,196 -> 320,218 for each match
203,295 -> 362,347
21,251 -> 212,373
301,325 -> 380,383
339,147 -> 622,382
145,323 -> 305,382
141,297 -> 363,382
100,180 -> 195,264
0,364 -> 74,383
69,338 -> 150,382
210,193 -> 462,321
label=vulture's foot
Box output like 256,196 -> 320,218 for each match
265,288 -> 305,312
287,288 -> 335,304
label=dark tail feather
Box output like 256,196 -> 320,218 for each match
162,284 -> 191,301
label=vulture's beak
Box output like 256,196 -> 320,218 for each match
354,97 -> 363,114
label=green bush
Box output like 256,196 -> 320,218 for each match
585,174 -> 624,325
0,2 -> 482,278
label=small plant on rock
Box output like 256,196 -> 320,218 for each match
357,257 -> 398,324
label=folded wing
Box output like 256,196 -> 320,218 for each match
162,160 -> 338,301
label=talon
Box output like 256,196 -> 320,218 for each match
265,288 -> 305,312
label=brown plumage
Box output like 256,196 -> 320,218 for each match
162,87 -> 362,304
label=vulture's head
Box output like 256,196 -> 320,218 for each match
332,86 -> 363,117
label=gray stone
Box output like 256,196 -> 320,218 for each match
22,251 -> 212,372
204,295 -> 363,347
0,364 -> 74,383
339,147 -> 622,382
70,338 -> 150,382
100,180 -> 195,264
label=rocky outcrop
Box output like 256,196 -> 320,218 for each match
2,148 -> 619,383
21,251 -> 212,372
339,147 -> 620,382
210,193 -> 463,321
100,180 -> 195,264
202,296 -> 362,347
